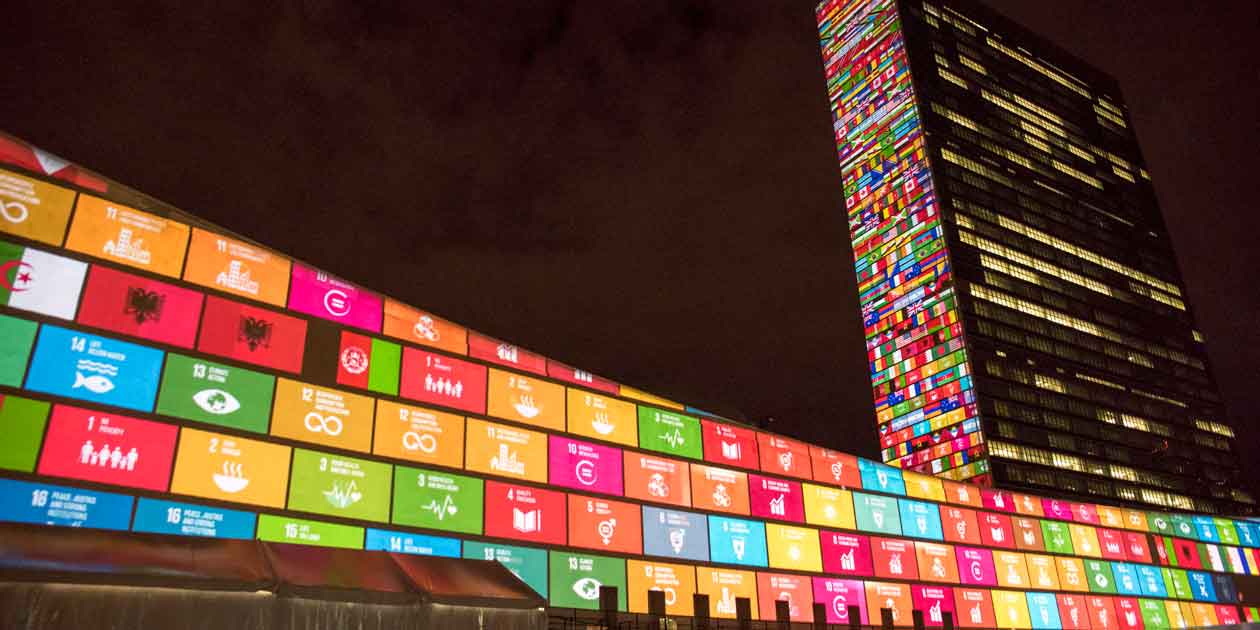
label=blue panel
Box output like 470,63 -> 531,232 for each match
1188,571 -> 1217,602
707,515 -> 768,567
858,458 -> 905,495
365,528 -> 461,557
642,506 -> 709,562
1136,565 -> 1168,598
1025,592 -> 1061,630
897,498 -> 943,540
1111,563 -> 1142,596
0,477 -> 132,530
25,325 -> 164,412
132,497 -> 255,539
1192,516 -> 1219,543
1235,521 -> 1259,548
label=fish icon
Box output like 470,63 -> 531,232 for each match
73,371 -> 115,394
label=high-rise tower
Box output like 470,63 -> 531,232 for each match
817,0 -> 1249,514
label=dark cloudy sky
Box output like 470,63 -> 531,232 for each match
3,2 -> 1257,496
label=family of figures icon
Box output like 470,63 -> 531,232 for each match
424,374 -> 464,398
79,440 -> 138,471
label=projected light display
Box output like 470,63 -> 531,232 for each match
0,127 -> 1257,626
819,0 -> 983,480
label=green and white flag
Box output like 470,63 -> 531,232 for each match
0,239 -> 87,320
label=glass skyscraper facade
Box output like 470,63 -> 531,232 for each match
818,0 -> 1249,514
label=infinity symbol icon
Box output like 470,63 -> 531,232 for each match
402,431 -> 437,453
1,201 -> 29,224
305,412 -> 344,436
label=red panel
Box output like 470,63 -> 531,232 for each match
399,347 -> 487,414
701,420 -> 759,470
37,404 -> 177,491
197,295 -> 307,373
483,480 -> 566,546
77,265 -> 203,348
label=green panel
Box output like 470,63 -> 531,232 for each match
1085,559 -> 1116,594
464,542 -> 548,598
368,338 -> 400,396
0,395 -> 50,471
1214,518 -> 1239,546
391,465 -> 483,535
257,514 -> 363,549
1162,537 -> 1179,567
636,405 -> 703,459
287,449 -> 392,523
1164,568 -> 1193,600
1148,512 -> 1174,536
1041,520 -> 1074,554
1139,599 -> 1170,629
1168,514 -> 1196,539
0,314 -> 37,387
156,353 -> 275,433
853,492 -> 902,535
548,552 -> 626,610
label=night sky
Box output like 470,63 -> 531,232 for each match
3,2 -> 1257,498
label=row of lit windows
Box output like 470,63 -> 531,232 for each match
967,278 -> 1214,390
961,227 -> 1115,299
938,67 -> 969,90
967,256 -> 1203,419
921,2 -> 989,38
957,204 -> 1152,316
977,352 -> 1184,446
986,439 -> 1195,510
934,61 -> 1145,188
1195,419 -> 1236,438
987,393 -> 1232,476
983,36 -> 1092,99
982,359 -> 1183,441
953,199 -> 1187,335
922,16 -> 1147,187
1052,158 -> 1104,190
1093,103 -> 1128,129
939,137 -> 1143,261
964,199 -> 1184,299
1132,388 -> 1188,409
968,290 -> 1215,409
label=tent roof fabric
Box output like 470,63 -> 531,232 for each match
0,523 -> 544,609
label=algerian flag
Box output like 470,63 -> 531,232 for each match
0,239 -> 88,320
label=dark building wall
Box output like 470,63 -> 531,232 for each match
892,0 -> 1246,513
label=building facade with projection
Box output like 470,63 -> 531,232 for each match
816,0 -> 1247,515
2,130 -> 1260,627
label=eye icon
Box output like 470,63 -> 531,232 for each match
193,389 -> 242,415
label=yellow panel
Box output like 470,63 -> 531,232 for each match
465,418 -> 547,483
65,194 -> 189,277
991,590 -> 1032,629
270,378 -> 375,453
696,568 -> 758,619
766,523 -> 822,573
0,168 -> 76,246
486,368 -> 565,431
904,471 -> 946,502
170,427 -> 291,509
1068,523 -> 1102,557
627,560 -> 696,616
802,483 -> 855,530
566,389 -> 637,446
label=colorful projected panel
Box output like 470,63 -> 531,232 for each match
0,134 -> 1256,620
817,0 -> 981,479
